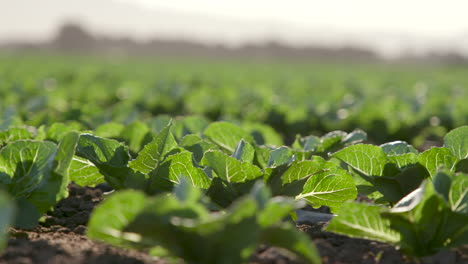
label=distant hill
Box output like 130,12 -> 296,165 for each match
1,0 -> 466,63
1,23 -> 379,61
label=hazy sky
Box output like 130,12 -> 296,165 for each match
124,0 -> 468,37
2,0 -> 468,57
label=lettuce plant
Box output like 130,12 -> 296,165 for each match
0,131 -> 79,228
325,170 -> 468,257
87,180 -> 321,264
0,190 -> 15,251
75,121 -> 358,212
332,126 -> 468,204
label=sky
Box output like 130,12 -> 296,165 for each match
124,0 -> 467,37
2,0 -> 468,57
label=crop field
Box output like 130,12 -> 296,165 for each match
0,54 -> 467,264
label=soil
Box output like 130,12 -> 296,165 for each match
1,184 -> 467,264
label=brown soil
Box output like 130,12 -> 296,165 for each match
1,184 -> 467,264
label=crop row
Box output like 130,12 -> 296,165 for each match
2,56 -> 468,145
0,120 -> 467,263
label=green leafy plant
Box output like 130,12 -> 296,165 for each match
419,126 -> 468,175
332,126 -> 468,204
87,180 -> 321,264
0,190 -> 15,251
332,141 -> 428,204
293,129 -> 367,159
0,127 -> 34,147
74,121 -> 358,212
325,170 -> 468,257
0,131 -> 79,228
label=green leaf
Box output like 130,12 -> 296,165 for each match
332,144 -> 389,176
449,174 -> 468,214
253,145 -> 271,169
124,196 -> 256,264
394,164 -> 429,196
206,177 -> 256,208
87,190 -> 147,247
204,122 -> 253,153
129,123 -> 177,174
418,147 -> 458,177
0,127 -> 34,147
257,197 -> 296,227
69,156 -> 105,187
383,182 -> 468,256
444,126 -> 468,159
0,190 -> 15,251
148,115 -> 172,134
267,147 -> 295,168
77,134 -> 130,168
27,132 -> 79,214
15,198 -> 41,229
260,223 -> 321,264
381,141 -> 418,155
77,134 -> 142,189
325,202 -> 400,243
87,183 -> 319,264
152,151 -> 211,189
202,150 -> 263,183
54,131 -> 80,177
46,123 -> 79,142
341,129 -> 367,146
0,140 -> 57,198
249,181 -> 272,210
388,153 -> 418,169
232,140 -> 255,163
381,141 -> 419,169
179,115 -> 210,136
318,130 -> 347,153
280,159 -> 324,184
173,177 -> 203,203
296,159 -> 357,212
0,139 -> 75,228
119,121 -> 151,154
455,159 -> 468,173
293,135 -> 320,152
180,134 -> 219,163
432,170 -> 455,200
243,122 -> 283,146
94,122 -> 125,138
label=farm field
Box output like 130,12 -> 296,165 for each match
0,54 -> 467,264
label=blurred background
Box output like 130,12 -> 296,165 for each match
3,0 -> 468,61
1,0 -> 468,147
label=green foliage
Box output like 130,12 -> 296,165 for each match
325,202 -> 400,243
0,127 -> 34,147
129,122 -> 177,174
148,150 -> 211,192
4,55 -> 468,261
76,133 -> 144,189
294,158 -> 357,212
333,142 -> 429,204
202,150 -> 262,183
70,121 -> 359,211
204,122 -> 254,153
88,181 -> 321,264
69,156 -> 105,187
293,129 -> 367,159
444,126 -> 468,159
326,172 -> 468,257
0,132 -> 79,228
0,190 -> 15,251
0,116 -> 466,260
